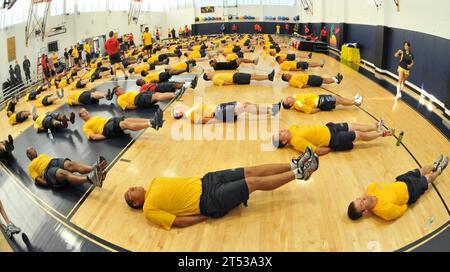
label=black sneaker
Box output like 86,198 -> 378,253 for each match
302,154 -> 319,181
268,69 -> 275,81
291,146 -> 313,170
125,75 -> 129,80
271,101 -> 281,116
191,75 -> 198,89
335,73 -> 343,84
69,112 -> 75,124
438,157 -> 449,174
106,89 -> 114,101
7,134 -> 14,149
308,52 -> 313,59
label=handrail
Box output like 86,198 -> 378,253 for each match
0,80 -> 41,109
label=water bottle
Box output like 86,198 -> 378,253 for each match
48,129 -> 54,142
396,131 -> 404,146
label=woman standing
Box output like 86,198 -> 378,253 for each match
394,41 -> 414,99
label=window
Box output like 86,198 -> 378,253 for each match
261,0 -> 296,5
237,0 -> 260,5
198,0 -> 223,7
66,0 -> 75,14
3,0 -> 30,27
108,0 -> 130,11
51,0 -> 65,16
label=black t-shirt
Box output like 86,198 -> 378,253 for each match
399,50 -> 414,70
68,49 -> 73,55
64,52 -> 69,59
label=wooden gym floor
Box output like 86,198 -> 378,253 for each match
1,39 -> 449,251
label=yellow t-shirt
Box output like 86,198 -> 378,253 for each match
143,177 -> 202,230
226,53 -> 239,62
82,69 -> 96,80
69,80 -> 78,90
67,91 -> 83,106
144,72 -> 160,83
36,95 -> 50,108
288,125 -> 331,152
280,61 -> 297,71
8,114 -> 17,126
28,154 -> 53,181
52,54 -> 58,64
57,78 -> 68,89
82,116 -> 109,138
187,51 -> 201,60
367,182 -> 409,221
72,48 -> 79,59
134,63 -> 150,74
186,103 -> 217,123
146,55 -> 159,64
84,44 -> 91,54
117,92 -> 139,110
275,53 -> 287,59
276,25 -> 280,31
289,74 -> 309,88
293,93 -> 320,113
142,32 -> 152,46
223,47 -> 233,54
192,45 -> 201,51
212,73 -> 234,86
172,62 -> 187,71
33,114 -> 45,130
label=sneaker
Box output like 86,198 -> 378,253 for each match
191,75 -> 198,89
271,101 -> 281,116
337,73 -> 343,84
354,93 -> 363,106
396,91 -> 402,99
125,75 -> 129,80
5,223 -> 21,238
88,168 -> 101,188
268,69 -> 275,81
69,112 -> 75,124
320,59 -> 326,68
175,86 -> 186,100
302,154 -> 319,181
7,134 -> 14,149
291,146 -> 313,170
293,167 -> 305,180
437,157 -> 449,174
383,128 -> 395,137
376,118 -> 384,133
187,63 -> 194,73
308,52 -> 313,59
106,89 -> 114,101
433,155 -> 444,172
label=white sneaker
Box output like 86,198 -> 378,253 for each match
354,93 -> 363,106
396,91 -> 402,99
376,118 -> 384,133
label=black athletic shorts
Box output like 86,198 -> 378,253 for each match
286,54 -> 296,61
86,53 -> 91,63
217,60 -> 239,71
297,61 -> 309,70
158,54 -> 169,62
42,95 -> 53,106
236,51 -> 244,58
42,112 -> 61,130
214,101 -> 238,122
143,44 -> 153,51
44,158 -> 70,188
109,53 -> 121,65
76,80 -> 86,89
155,82 -> 176,93
396,169 -> 429,205
102,117 -> 125,138
15,111 -> 27,123
307,75 -> 324,87
199,50 -> 206,58
29,91 -> 38,101
78,91 -> 98,105
122,59 -> 130,68
232,46 -> 241,53
7,101 -> 15,113
232,73 -> 251,85
317,95 -> 336,111
326,122 -> 356,151
199,168 -> 249,218
134,93 -> 155,108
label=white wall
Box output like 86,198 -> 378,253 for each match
0,10 -> 165,85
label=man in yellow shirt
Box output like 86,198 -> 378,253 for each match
277,57 -> 325,71
128,62 -> 156,75
78,108 -> 162,141
274,120 -> 395,156
84,42 -> 91,64
142,27 -> 153,56
112,86 -> 180,111
5,96 -> 19,117
270,51 -> 312,60
0,135 -> 14,163
67,89 -> 112,106
33,111 -> 76,133
137,71 -> 171,83
71,46 -> 80,67
282,93 -> 363,114
348,156 -> 448,221
203,70 -> 275,86
36,94 -> 60,108
124,149 -> 319,230
51,52 -> 59,69
172,100 -> 281,124
281,72 -> 343,89
209,57 -> 258,70
9,110 -> 31,126
26,147 -> 107,188
166,60 -> 197,76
